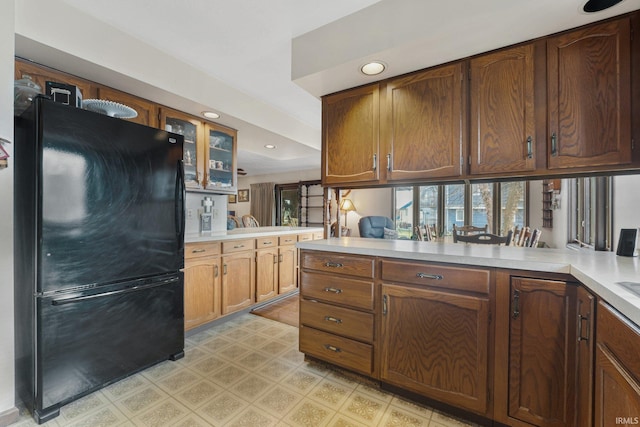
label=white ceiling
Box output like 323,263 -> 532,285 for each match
17,0 -> 640,177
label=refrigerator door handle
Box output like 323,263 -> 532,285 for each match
51,278 -> 179,306
176,160 -> 186,251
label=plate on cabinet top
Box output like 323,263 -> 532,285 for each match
83,99 -> 138,119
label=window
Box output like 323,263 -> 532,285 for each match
569,176 -> 611,250
395,181 -> 527,239
500,181 -> 526,235
394,186 -> 414,239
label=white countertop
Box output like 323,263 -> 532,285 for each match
185,226 -> 324,243
297,237 -> 640,326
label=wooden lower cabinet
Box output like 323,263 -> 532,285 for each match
278,244 -> 297,294
495,275 -> 595,427
221,251 -> 255,315
506,277 -> 577,427
379,283 -> 491,415
255,247 -> 278,302
594,302 -> 640,427
183,253 -> 221,330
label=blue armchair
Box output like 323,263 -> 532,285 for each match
358,216 -> 395,238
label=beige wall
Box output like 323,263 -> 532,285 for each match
0,0 -> 16,424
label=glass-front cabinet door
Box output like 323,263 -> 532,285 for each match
205,123 -> 237,193
160,108 -> 203,190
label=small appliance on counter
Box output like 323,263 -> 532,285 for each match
616,228 -> 639,257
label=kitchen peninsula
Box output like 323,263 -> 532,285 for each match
296,237 -> 640,427
183,226 -> 323,330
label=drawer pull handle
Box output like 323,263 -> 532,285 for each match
324,287 -> 343,294
324,316 -> 342,324
324,262 -> 344,268
324,344 -> 341,353
416,273 -> 443,280
192,249 -> 206,253
263,241 -> 273,245
233,244 -> 245,249
214,264 -> 219,278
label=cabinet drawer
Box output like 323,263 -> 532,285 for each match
301,252 -> 374,279
300,271 -> 374,311
185,242 -> 221,259
300,299 -> 374,343
279,235 -> 297,246
222,239 -> 255,254
256,237 -> 277,248
297,233 -> 314,242
300,326 -> 373,376
381,259 -> 490,294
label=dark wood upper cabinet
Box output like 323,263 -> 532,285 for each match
384,63 -> 465,181
547,18 -> 632,170
469,44 -> 536,175
322,84 -> 379,186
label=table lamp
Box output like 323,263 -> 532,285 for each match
339,198 -> 356,228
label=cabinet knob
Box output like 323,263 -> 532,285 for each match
526,136 -> 533,159
512,289 -> 520,319
372,153 -> 377,171
386,153 -> 392,171
551,133 -> 557,157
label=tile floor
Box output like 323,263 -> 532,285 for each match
12,313 -> 476,427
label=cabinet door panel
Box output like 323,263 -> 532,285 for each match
547,18 -> 631,169
595,302 -> 640,427
96,86 -> 158,127
322,84 -> 379,185
256,248 -> 277,302
15,59 -> 97,101
509,277 -> 576,427
160,108 -> 204,189
221,252 -> 255,314
385,63 -> 464,181
380,284 -> 490,415
278,245 -> 297,294
470,44 -> 536,174
184,257 -> 220,330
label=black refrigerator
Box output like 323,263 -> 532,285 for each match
14,97 -> 186,424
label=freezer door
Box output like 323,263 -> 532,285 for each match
38,99 -> 185,293
35,274 -> 184,417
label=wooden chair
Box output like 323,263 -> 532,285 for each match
454,230 -> 513,245
452,224 -> 488,243
228,215 -> 241,228
242,214 -> 259,227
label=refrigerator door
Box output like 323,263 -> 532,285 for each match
36,99 -> 184,293
36,273 -> 184,420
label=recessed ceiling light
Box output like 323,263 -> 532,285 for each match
264,144 -> 276,149
361,61 -> 386,76
583,0 -> 623,12
202,111 -> 220,119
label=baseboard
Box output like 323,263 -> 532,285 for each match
0,407 -> 19,427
